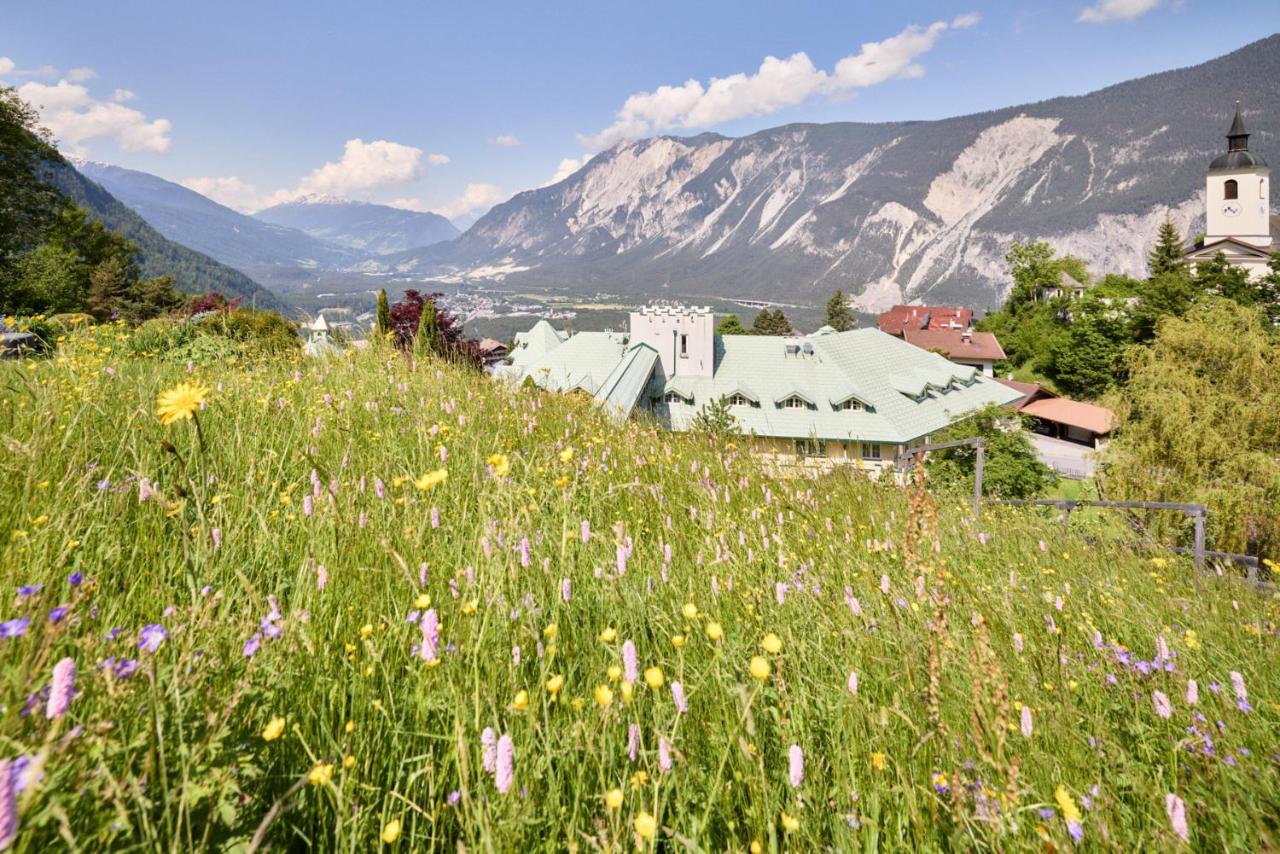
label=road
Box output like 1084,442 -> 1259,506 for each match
1028,433 -> 1097,479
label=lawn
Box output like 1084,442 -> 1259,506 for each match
0,323 -> 1276,850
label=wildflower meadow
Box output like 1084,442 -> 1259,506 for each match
0,323 -> 1276,850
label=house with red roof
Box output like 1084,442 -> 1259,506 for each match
877,305 -> 1005,376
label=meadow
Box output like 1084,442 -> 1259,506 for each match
0,322 -> 1276,851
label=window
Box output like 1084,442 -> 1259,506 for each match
729,394 -> 752,407
861,443 -> 881,461
839,399 -> 863,411
1224,179 -> 1238,200
782,396 -> 808,410
679,333 -> 688,358
794,439 -> 825,458
664,391 -> 688,404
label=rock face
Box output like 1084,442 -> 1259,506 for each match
387,35 -> 1279,309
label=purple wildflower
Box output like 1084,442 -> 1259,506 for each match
1153,691 -> 1173,719
0,619 -> 30,639
1067,820 -> 1084,843
789,744 -> 804,788
243,633 -> 262,657
481,727 -> 497,773
420,609 -> 440,662
671,681 -> 688,714
628,723 -> 640,762
48,606 -> 69,624
137,623 -> 168,653
67,572 -> 84,586
495,734 -> 514,794
622,640 -> 639,684
1166,794 -> 1189,842
0,759 -> 15,849
658,737 -> 672,774
47,657 -> 76,719
16,585 -> 41,597
1021,705 -> 1033,738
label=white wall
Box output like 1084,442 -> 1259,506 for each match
1205,168 -> 1271,247
629,307 -> 715,377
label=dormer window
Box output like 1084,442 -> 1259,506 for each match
728,393 -> 753,407
1225,179 -> 1238,200
781,396 -> 809,410
664,391 -> 690,405
839,399 -> 863,411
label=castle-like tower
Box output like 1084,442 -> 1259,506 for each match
1185,102 -> 1274,279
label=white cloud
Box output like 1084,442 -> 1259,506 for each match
181,176 -> 261,211
951,13 -> 981,29
294,138 -> 425,197
430,183 -> 505,220
0,57 -> 13,76
67,67 -> 97,82
544,156 -> 589,186
427,153 -> 450,165
490,134 -> 522,147
17,79 -> 172,156
1076,0 -> 1163,22
111,89 -> 136,103
581,17 -> 975,149
384,197 -> 428,212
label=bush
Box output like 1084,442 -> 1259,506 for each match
128,317 -> 196,356
204,308 -> 300,355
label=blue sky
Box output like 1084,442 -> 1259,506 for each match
4,1 -> 1278,225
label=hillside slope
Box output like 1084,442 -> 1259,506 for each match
49,160 -> 285,310
73,161 -> 356,271
387,34 -> 1280,309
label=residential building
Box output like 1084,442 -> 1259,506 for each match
878,305 -> 972,334
505,306 -> 1021,474
1183,101 -> 1276,279
995,379 -> 1114,449
878,304 -> 1006,376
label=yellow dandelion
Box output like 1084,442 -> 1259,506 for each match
359,623 -> 373,638
607,664 -> 622,682
634,812 -> 656,840
681,602 -> 698,620
512,689 -> 529,710
487,453 -> 511,477
761,632 -> 782,654
605,788 -> 624,810
671,634 -> 686,648
414,592 -> 431,609
781,812 -> 800,832
620,680 -> 635,705
545,674 -> 565,695
1054,786 -> 1081,823
594,684 -> 614,707
644,666 -> 664,690
343,754 -> 356,769
155,381 -> 209,426
414,469 -> 448,490
705,622 -> 723,642
308,763 -> 335,786
559,447 -> 574,463
598,626 -> 618,643
870,752 -> 887,771
262,716 -> 286,742
381,819 -> 402,844
748,655 -> 771,681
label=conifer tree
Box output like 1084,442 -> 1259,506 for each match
1148,218 -> 1188,278
824,289 -> 855,331
87,256 -> 129,321
415,297 -> 441,357
716,314 -> 747,335
375,289 -> 392,340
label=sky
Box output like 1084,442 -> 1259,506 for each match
4,1 -> 1279,226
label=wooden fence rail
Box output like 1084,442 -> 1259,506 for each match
897,436 -> 1265,586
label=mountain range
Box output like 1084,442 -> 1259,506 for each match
73,162 -> 459,295
50,160 -> 285,311
376,34 -> 1280,310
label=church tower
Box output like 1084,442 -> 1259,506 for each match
1204,101 -> 1271,248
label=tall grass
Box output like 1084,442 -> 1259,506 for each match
0,324 -> 1276,850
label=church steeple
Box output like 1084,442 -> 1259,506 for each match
1227,101 -> 1249,153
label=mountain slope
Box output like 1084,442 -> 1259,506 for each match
74,162 -> 355,270
254,196 -> 459,256
49,161 -> 286,311
387,34 -> 1280,310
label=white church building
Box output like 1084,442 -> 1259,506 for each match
1183,102 -> 1276,278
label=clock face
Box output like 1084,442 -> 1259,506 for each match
1221,201 -> 1241,217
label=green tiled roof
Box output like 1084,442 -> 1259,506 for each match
504,325 -> 1021,445
593,344 -> 660,420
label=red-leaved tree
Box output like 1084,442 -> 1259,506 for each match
387,290 -> 480,365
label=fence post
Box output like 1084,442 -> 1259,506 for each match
1193,510 -> 1206,574
972,439 -> 984,516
